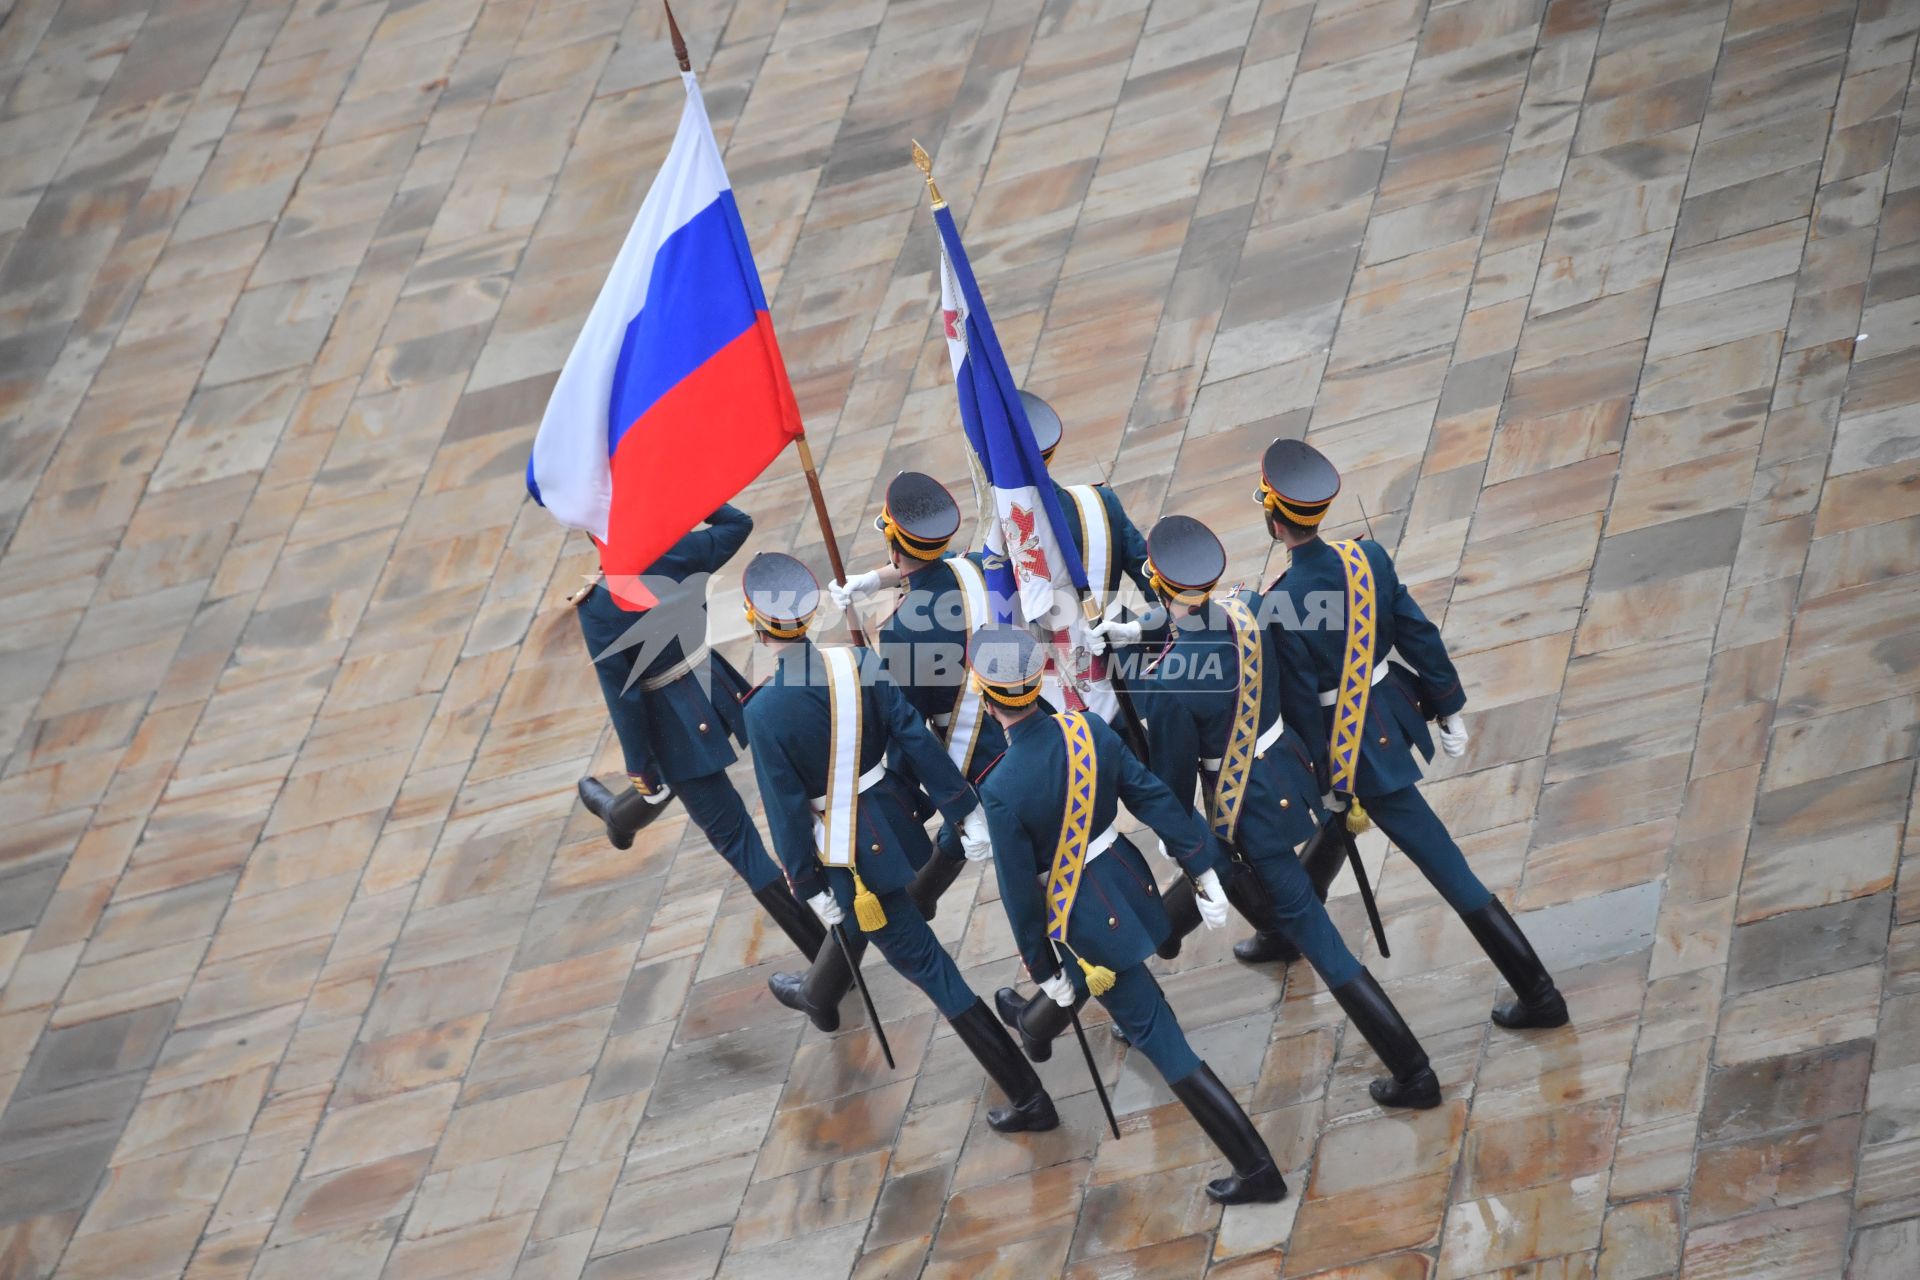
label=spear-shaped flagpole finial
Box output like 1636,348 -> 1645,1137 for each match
664,0 -> 691,72
910,140 -> 945,209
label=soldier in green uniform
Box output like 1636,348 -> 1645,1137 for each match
1256,439 -> 1569,1031
969,624 -> 1287,1205
742,553 -> 1058,1135
572,505 -> 822,962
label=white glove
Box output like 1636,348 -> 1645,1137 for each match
1321,791 -> 1348,813
1195,870 -> 1230,929
1085,616 -> 1142,656
1040,973 -> 1076,1007
1438,713 -> 1469,758
806,890 -> 845,928
959,806 -> 993,862
827,569 -> 885,609
641,783 -> 673,806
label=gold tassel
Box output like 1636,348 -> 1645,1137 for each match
852,872 -> 887,932
1347,799 -> 1372,834
1077,955 -> 1116,997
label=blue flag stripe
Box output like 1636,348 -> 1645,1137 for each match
607,192 -> 767,455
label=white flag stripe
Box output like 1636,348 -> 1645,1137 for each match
939,241 -> 968,377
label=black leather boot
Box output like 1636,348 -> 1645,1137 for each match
1157,875 -> 1201,960
907,853 -> 965,921
1220,858 -> 1298,964
1168,1063 -> 1287,1205
950,999 -> 1060,1132
1233,931 -> 1301,964
769,932 -> 858,1033
1331,970 -> 1442,1109
994,986 -> 1076,1063
751,883 -> 825,961
1460,900 -> 1570,1029
577,777 -> 671,850
1298,822 -> 1346,900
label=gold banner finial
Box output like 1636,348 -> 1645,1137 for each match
910,140 -> 945,209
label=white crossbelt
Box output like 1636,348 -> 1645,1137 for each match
1199,717 -> 1287,772
1318,661 -> 1390,707
930,712 -> 952,728
1085,822 -> 1118,865
1041,822 -> 1118,884
809,762 -> 886,815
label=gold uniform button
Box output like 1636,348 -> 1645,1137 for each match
1108,916 -> 1117,928
698,722 -> 710,733
1280,798 -> 1290,809
870,843 -> 881,853
1378,735 -> 1389,745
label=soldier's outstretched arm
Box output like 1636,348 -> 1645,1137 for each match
1108,720 -> 1225,880
745,712 -> 828,901
682,503 -> 755,574
1375,546 -> 1466,719
875,668 -> 978,825
981,788 -> 1057,983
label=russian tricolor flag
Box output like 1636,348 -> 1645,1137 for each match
528,71 -> 801,608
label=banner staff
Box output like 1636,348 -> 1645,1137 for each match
662,1 -> 866,652
914,141 -> 1113,1131
910,143 -> 1112,709
665,0 -> 690,71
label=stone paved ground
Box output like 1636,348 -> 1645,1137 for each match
3,0 -> 1920,1275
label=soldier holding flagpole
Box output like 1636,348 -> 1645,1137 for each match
827,472 -> 1008,917
899,144 -> 1118,722
835,151 -> 1161,749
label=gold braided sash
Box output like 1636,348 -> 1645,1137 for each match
1327,539 -> 1377,798
1207,595 -> 1263,844
1047,712 -> 1115,994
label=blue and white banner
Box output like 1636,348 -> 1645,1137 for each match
930,202 -> 1087,626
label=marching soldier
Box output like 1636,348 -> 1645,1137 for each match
1256,440 -> 1570,1030
1024,391 -> 1272,957
826,473 -> 1005,915
742,553 -> 1059,1135
838,394 -> 1154,734
1129,515 -> 1441,1107
968,625 -> 1288,1205
1021,391 -> 1156,735
573,504 -> 824,962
